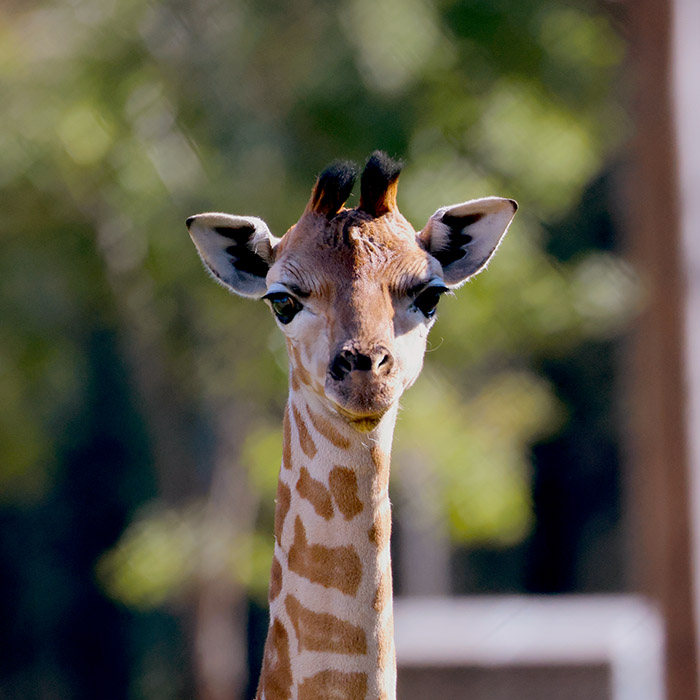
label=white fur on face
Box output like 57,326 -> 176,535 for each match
266,265 -> 440,426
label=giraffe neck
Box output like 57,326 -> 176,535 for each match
257,386 -> 397,700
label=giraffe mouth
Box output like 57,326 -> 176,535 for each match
324,365 -> 399,431
325,379 -> 396,430
332,404 -> 387,432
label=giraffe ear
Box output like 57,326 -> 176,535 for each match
186,212 -> 279,298
418,197 -> 517,287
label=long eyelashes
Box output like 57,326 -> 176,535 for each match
412,285 -> 448,318
263,284 -> 447,324
263,292 -> 303,324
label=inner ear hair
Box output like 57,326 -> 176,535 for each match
187,213 -> 277,297
419,197 -> 517,286
430,212 -> 485,267
213,223 -> 270,278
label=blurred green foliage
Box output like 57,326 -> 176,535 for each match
1,0 -> 634,695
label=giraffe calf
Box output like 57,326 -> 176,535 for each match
187,152 -> 516,700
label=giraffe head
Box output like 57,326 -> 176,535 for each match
187,152 -> 516,431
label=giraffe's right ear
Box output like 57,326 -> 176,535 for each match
186,213 -> 279,298
418,197 -> 517,287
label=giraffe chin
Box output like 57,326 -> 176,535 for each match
324,374 -> 398,431
332,404 -> 387,432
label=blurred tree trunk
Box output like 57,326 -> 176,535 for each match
672,0 -> 700,690
626,0 -> 700,697
194,408 -> 258,700
395,450 -> 451,595
90,202 -> 254,700
93,206 -> 201,505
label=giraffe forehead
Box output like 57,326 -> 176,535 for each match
271,210 -> 435,296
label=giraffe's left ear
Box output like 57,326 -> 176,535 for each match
418,197 -> 517,287
187,212 -> 279,298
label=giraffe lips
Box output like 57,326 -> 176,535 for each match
332,404 -> 387,432
325,368 -> 399,431
327,388 -> 394,432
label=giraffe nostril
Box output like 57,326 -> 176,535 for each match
354,353 -> 372,371
330,351 -> 354,381
330,346 -> 394,380
375,350 -> 394,375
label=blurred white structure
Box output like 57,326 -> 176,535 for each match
394,596 -> 664,700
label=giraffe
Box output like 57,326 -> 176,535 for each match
186,152 -> 517,700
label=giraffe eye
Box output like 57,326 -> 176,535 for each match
263,292 -> 303,324
413,285 -> 448,318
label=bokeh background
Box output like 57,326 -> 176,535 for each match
2,0 -> 697,698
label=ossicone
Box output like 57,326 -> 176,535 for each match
307,160 -> 359,217
359,151 -> 403,217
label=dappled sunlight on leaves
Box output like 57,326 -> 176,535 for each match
396,370 -> 563,545
341,0 -> 446,95
0,1 -> 635,679
98,503 -> 275,609
98,506 -> 197,609
242,425 -> 284,501
58,104 -> 115,166
475,79 -> 601,215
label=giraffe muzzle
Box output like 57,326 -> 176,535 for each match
329,345 -> 394,382
326,343 -> 398,427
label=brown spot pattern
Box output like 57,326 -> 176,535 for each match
282,405 -> 292,470
290,370 -> 300,392
298,670 -> 368,700
288,517 -> 363,596
372,569 -> 392,612
296,467 -> 334,520
259,619 -> 293,700
285,594 -> 367,655
274,481 -> 291,543
370,445 -> 390,494
377,617 -> 395,674
329,467 -> 364,520
269,556 -> 283,601
306,407 -> 351,450
292,403 -> 317,459
368,508 -> 391,549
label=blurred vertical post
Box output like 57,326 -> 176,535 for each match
95,208 -> 252,699
627,0 -> 700,698
674,0 -> 700,693
396,451 -> 451,596
194,408 -> 256,700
